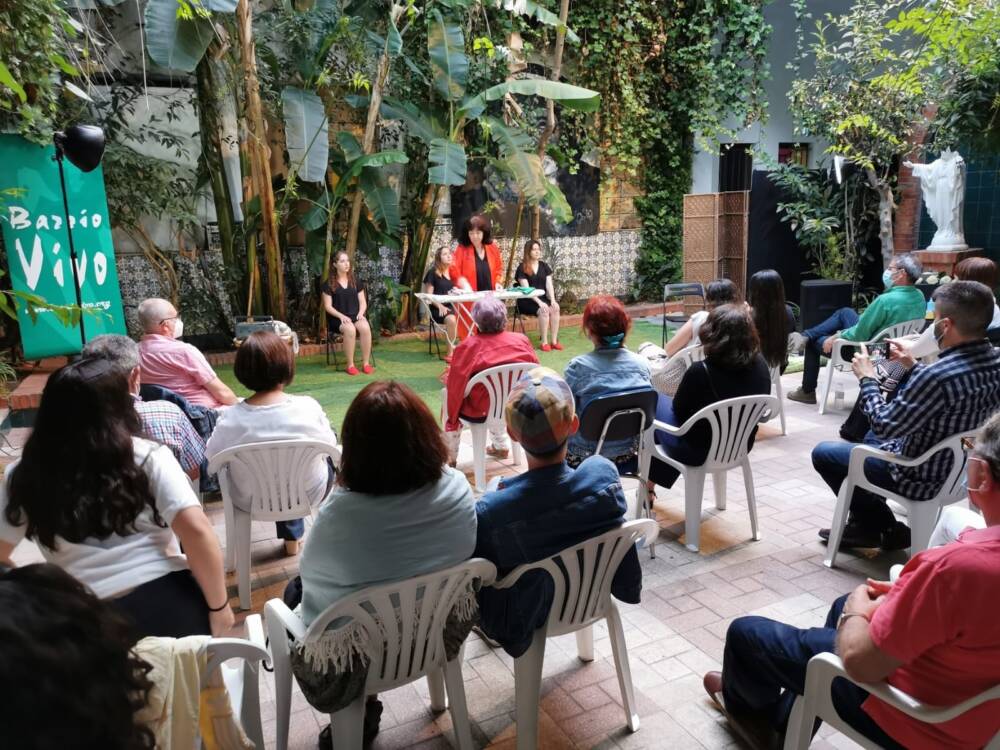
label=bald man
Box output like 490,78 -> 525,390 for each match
136,298 -> 237,409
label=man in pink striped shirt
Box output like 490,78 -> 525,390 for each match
137,298 -> 237,410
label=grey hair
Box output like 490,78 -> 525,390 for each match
471,295 -> 507,334
137,298 -> 174,333
893,253 -> 922,284
975,409 -> 1000,481
81,334 -> 141,373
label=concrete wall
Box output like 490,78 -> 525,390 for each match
690,0 -> 851,194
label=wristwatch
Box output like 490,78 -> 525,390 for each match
837,611 -> 869,629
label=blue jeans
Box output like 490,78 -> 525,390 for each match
649,395 -> 703,488
811,432 -> 898,533
801,308 -> 860,392
276,519 -> 305,540
722,594 -> 905,749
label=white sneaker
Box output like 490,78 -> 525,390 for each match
787,331 -> 808,356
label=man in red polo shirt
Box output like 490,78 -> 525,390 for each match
703,409 -> 1000,749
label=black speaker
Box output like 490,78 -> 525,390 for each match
746,170 -> 810,304
800,279 -> 853,330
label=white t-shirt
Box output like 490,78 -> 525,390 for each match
205,395 -> 337,507
0,438 -> 200,598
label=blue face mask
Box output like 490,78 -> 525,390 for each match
882,269 -> 895,290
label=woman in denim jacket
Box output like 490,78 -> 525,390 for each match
564,295 -> 652,471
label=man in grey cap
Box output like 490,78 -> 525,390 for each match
472,366 -> 643,656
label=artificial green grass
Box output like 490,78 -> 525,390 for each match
214,318 -> 801,432
215,319 -> 665,432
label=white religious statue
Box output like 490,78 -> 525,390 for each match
903,149 -> 968,251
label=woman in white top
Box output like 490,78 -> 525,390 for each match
206,330 -> 338,555
652,278 -> 740,396
0,358 -> 232,639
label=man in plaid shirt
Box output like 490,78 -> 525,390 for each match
82,335 -> 206,481
811,281 -> 1000,550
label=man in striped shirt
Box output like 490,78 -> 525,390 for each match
83,334 -> 206,481
812,281 -> 1000,550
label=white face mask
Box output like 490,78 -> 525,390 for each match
909,322 -> 940,359
173,318 -> 184,339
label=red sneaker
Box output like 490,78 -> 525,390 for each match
345,366 -> 360,376
552,341 -> 564,350
541,343 -> 552,352
363,364 -> 375,374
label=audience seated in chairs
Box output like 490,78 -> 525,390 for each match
952,256 -> 1000,328
747,269 -> 797,374
0,563 -> 159,750
137,297 -> 238,409
83,333 -> 205,483
284,380 -> 477,747
564,295 -> 652,472
788,253 -> 926,404
206,331 -> 338,556
0,358 -> 233,639
811,280 -> 1000,552
444,295 -> 539,463
652,279 -> 740,397
704,407 -> 1000,750
647,304 -> 771,493
473,367 -> 642,657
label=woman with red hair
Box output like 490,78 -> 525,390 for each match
563,295 -> 652,470
449,214 -> 504,338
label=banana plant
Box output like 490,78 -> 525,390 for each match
364,6 -> 598,301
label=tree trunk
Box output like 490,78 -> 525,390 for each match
236,0 -> 284,319
344,51 -> 392,260
866,167 -> 895,268
399,182 -> 443,325
195,58 -> 240,311
531,0 -> 570,238
504,197 -> 526,285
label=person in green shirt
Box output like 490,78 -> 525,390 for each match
788,254 -> 927,404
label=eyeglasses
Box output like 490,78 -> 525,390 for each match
158,315 -> 179,326
963,455 -> 991,493
962,436 -> 977,451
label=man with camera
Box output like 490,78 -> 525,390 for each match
810,280 -> 1000,551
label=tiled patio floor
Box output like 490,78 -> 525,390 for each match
12,374 -> 930,749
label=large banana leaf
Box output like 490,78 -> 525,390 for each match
359,168 -> 401,235
460,79 -> 600,120
144,0 -> 216,73
341,150 -> 409,186
336,131 -> 364,163
543,179 -> 573,225
377,98 -> 447,144
428,138 -> 467,186
427,9 -> 468,102
65,0 -> 126,9
485,118 -> 546,202
500,0 -> 580,44
282,86 -> 329,183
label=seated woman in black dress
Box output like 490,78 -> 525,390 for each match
321,251 -> 374,376
423,245 -> 458,358
747,269 -> 797,374
648,304 -> 772,490
515,239 -> 562,351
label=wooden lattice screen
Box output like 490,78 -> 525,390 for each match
681,191 -> 749,311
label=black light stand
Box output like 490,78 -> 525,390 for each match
52,124 -> 105,349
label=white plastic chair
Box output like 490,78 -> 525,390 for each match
824,430 -> 975,568
493,520 -> 659,750
817,318 -> 925,414
767,364 -> 787,436
208,439 -> 340,609
639,394 -> 777,552
783,652 -> 1000,750
264,558 -> 497,750
459,362 -> 536,491
201,613 -> 269,750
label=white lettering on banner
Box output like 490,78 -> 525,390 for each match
14,235 -> 44,290
8,206 -> 30,231
36,215 -> 49,231
79,210 -> 88,229
73,251 -> 87,285
94,252 -> 107,285
91,214 -> 101,228
53,258 -> 64,287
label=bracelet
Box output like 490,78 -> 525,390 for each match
208,599 -> 230,612
836,611 -> 869,629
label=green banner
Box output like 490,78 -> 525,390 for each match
0,134 -> 127,358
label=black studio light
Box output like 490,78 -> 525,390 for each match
53,125 -> 106,347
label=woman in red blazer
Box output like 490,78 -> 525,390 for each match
449,214 -> 503,338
